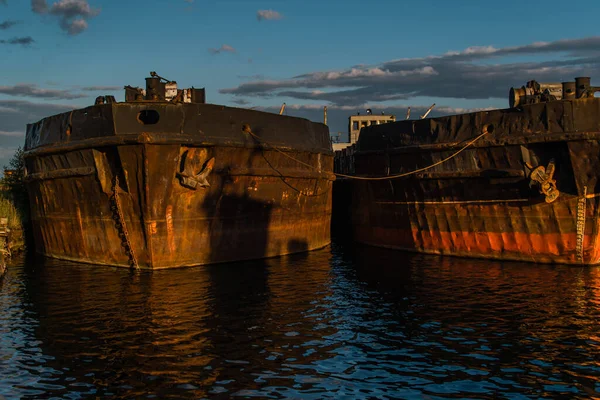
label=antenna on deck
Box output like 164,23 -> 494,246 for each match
420,103 -> 436,119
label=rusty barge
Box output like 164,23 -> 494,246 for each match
341,77 -> 600,265
24,72 -> 334,269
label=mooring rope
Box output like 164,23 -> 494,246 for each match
242,125 -> 491,181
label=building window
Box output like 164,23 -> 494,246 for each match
352,121 -> 359,130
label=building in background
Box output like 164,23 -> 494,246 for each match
332,110 -> 396,151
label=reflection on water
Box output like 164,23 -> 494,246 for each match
1,243 -> 600,399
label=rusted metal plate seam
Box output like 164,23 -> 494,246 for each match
410,169 -> 525,179
23,133 -> 334,158
24,166 -> 95,182
356,131 -> 600,155
375,199 -> 530,205
217,167 -> 335,180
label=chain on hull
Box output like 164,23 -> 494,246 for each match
110,175 -> 139,270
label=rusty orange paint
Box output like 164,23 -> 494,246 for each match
355,225 -> 599,265
24,98 -> 334,269
337,92 -> 600,266
166,204 -> 175,255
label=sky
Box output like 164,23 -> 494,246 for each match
1,0 -> 600,168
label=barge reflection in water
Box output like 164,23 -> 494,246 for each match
0,243 -> 599,398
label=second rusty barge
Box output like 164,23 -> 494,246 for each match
342,77 -> 600,265
24,72 -> 334,269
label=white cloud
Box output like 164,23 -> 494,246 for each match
208,44 -> 236,55
220,36 -> 600,106
31,0 -> 100,35
256,9 -> 282,21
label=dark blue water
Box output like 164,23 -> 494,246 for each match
1,242 -> 600,399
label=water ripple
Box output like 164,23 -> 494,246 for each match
0,243 -> 599,398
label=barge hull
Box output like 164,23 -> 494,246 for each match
353,196 -> 600,265
348,97 -> 600,265
25,102 -> 334,269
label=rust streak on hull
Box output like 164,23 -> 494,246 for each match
27,144 -> 333,270
24,75 -> 334,269
337,79 -> 600,266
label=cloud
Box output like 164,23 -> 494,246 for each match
208,44 -> 236,55
0,20 -> 21,30
63,18 -> 87,34
231,98 -> 251,106
31,0 -> 47,13
0,83 -> 86,99
0,106 -> 19,113
220,36 -> 600,106
0,37 -> 35,46
81,85 -> 121,91
256,9 -> 282,21
31,0 -> 100,35
238,74 -> 265,80
0,130 -> 25,137
0,99 -> 77,126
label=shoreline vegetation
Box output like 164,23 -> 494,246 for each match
0,147 -> 29,275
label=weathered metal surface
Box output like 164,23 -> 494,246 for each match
23,166 -> 96,182
23,75 -> 334,269
342,77 -> 600,265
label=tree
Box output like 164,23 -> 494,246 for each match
2,147 -> 29,224
4,147 -> 25,183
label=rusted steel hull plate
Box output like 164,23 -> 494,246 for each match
345,98 -> 600,265
24,103 -> 334,269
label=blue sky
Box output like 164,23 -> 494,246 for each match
1,0 -> 600,167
